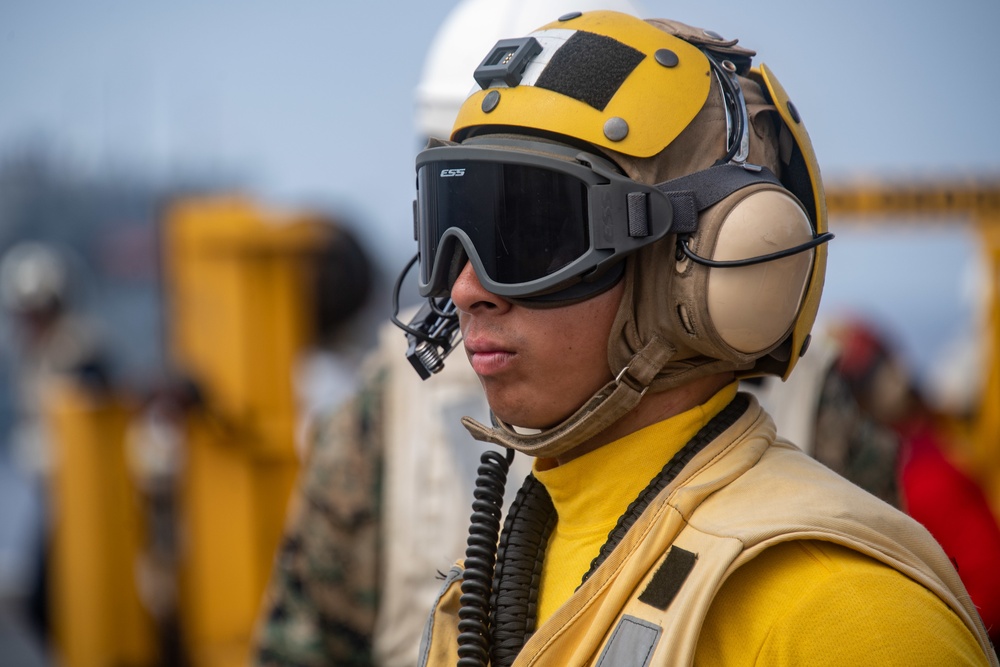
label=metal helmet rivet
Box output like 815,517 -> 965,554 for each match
654,48 -> 679,68
703,29 -> 724,40
558,11 -> 582,21
799,333 -> 812,357
603,117 -> 629,142
721,59 -> 736,73
787,100 -> 801,124
482,90 -> 501,113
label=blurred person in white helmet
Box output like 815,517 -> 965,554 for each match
0,240 -> 109,643
399,9 -> 996,666
251,2 -> 641,666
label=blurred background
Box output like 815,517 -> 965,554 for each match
1,0 -> 998,665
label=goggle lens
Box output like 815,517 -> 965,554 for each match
418,160 -> 590,291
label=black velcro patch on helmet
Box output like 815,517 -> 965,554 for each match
535,31 -> 645,111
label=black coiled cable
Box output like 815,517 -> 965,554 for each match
490,476 -> 555,667
457,448 -> 515,667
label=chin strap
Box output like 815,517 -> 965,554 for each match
461,336 -> 676,459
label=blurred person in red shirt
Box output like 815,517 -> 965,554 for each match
832,318 -> 1000,644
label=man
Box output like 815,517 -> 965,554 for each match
404,10 -> 997,666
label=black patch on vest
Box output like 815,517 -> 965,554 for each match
638,546 -> 697,611
534,31 -> 645,111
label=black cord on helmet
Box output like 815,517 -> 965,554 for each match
704,50 -> 751,166
677,231 -> 834,268
390,254 -> 426,337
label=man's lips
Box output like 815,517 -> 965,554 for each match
464,337 -> 516,376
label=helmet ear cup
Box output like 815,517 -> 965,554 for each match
671,184 -> 815,360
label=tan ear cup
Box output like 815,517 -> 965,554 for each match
668,183 -> 814,364
704,186 -> 814,354
706,190 -> 813,354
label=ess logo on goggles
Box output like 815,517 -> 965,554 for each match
414,139 -> 674,300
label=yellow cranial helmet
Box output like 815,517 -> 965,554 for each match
453,11 -> 712,158
446,10 -> 827,381
416,10 -> 831,457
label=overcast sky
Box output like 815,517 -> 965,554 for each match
1,0 -> 998,390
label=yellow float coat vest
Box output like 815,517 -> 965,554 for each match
417,394 -> 997,666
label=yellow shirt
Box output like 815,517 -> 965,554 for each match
533,384 -> 987,664
533,382 -> 739,624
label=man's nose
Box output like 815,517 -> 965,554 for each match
450,261 -> 510,314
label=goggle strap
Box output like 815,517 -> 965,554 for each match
656,163 -> 783,233
459,336 -> 677,458
627,192 -> 650,237
664,191 -> 700,234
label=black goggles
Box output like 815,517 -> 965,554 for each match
414,139 -> 674,300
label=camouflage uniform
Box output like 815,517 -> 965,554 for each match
812,363 -> 902,507
252,307 -> 533,667
252,361 -> 386,667
743,334 -> 902,508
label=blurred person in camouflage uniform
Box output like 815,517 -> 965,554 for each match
829,318 -> 1000,648
252,354 -> 384,665
745,329 -> 902,508
251,2 -> 636,665
252,312 -> 529,666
